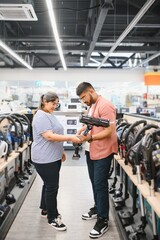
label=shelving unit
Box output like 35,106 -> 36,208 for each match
110,154 -> 160,240
0,143 -> 36,240
0,152 -> 19,172
115,155 -> 160,217
110,113 -> 160,239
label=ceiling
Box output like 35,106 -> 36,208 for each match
0,0 -> 160,70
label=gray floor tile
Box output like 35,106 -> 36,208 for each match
5,151 -> 121,240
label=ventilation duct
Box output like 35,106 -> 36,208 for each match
0,0 -> 37,21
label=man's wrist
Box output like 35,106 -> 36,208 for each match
88,135 -> 93,143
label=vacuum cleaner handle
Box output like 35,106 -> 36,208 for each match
10,114 -> 24,148
124,120 -> 147,146
79,115 -> 110,128
80,115 -> 111,136
152,128 -> 160,142
142,133 -> 154,182
133,124 -> 159,145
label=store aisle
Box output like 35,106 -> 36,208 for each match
5,151 -> 121,240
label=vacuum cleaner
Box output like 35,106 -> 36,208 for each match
109,119 -> 130,194
112,123 -> 131,210
124,120 -> 147,165
117,120 -> 147,227
141,129 -> 160,240
11,113 -> 31,144
127,124 -> 159,175
0,115 -> 19,158
9,114 -> 25,149
126,125 -> 159,239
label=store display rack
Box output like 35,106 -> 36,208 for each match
110,113 -> 160,240
0,143 -> 36,240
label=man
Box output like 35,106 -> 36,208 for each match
76,82 -> 118,239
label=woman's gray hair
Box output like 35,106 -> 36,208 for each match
38,91 -> 59,110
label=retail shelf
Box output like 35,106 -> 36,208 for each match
147,194 -> 160,218
0,152 -> 19,172
0,143 -> 31,172
116,157 -> 138,187
114,154 -> 160,219
16,142 -> 31,153
0,168 -> 36,240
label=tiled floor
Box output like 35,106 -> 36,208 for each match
5,150 -> 121,240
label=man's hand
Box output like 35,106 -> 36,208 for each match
79,133 -> 91,142
76,126 -> 86,136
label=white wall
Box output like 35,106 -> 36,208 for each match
0,67 -> 144,83
0,68 -> 146,106
0,67 -> 146,92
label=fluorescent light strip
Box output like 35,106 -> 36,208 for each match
80,52 -> 83,67
46,0 -> 67,70
0,40 -> 33,70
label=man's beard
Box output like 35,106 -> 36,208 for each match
89,94 -> 95,105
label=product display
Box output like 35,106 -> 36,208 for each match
111,114 -> 160,240
0,1 -> 160,239
0,113 -> 36,240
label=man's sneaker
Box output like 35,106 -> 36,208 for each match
89,217 -> 109,238
48,215 -> 67,231
41,210 -> 47,218
82,206 -> 97,220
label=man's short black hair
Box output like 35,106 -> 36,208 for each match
76,82 -> 94,96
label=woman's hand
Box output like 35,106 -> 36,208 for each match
62,151 -> 66,162
70,135 -> 82,143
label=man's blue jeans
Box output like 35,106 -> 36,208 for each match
85,151 -> 113,220
33,160 -> 61,222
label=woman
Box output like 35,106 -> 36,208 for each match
31,92 -> 81,231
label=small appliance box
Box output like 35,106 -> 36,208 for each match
66,116 -> 82,128
65,103 -> 82,112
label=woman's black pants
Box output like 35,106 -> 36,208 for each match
33,160 -> 61,222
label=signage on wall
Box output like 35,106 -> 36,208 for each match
144,72 -> 160,85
